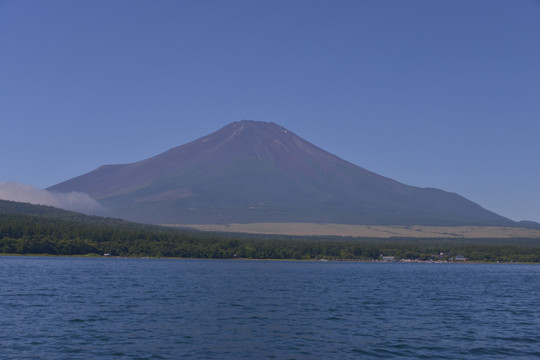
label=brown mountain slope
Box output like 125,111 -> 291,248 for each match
49,120 -> 515,226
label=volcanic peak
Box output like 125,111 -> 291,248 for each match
48,120 -> 515,226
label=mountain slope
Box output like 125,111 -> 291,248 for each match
49,120 -> 515,226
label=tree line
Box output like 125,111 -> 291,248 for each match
1,210 -> 539,262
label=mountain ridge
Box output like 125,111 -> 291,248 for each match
49,120 -> 516,227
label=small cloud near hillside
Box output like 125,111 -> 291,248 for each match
0,182 -> 105,214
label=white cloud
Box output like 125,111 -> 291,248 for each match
0,182 -> 106,214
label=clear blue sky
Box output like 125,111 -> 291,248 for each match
1,0 -> 539,222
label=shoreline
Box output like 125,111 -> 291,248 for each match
1,253 -> 536,264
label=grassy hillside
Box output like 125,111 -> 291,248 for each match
171,222 -> 540,238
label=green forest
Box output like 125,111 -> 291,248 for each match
1,200 -> 539,262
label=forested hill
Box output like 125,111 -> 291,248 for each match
0,199 -> 135,226
0,199 -> 207,256
1,200 -> 539,262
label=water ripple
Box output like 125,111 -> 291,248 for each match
1,257 -> 539,359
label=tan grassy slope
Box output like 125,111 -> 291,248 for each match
164,223 -> 540,238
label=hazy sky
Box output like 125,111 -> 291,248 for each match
1,0 -> 539,222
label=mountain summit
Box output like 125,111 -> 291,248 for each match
49,120 -> 513,226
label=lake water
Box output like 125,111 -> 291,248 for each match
1,257 -> 539,359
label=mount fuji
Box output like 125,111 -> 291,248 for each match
49,120 -> 515,227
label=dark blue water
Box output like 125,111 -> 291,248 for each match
1,257 -> 539,359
